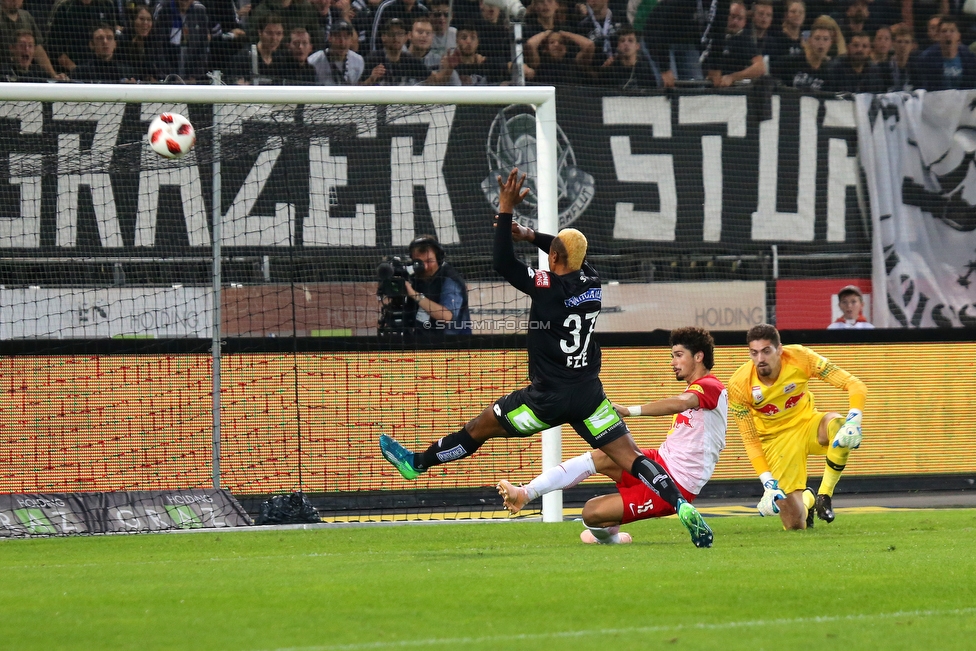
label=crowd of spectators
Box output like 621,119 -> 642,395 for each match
2,0 -> 976,89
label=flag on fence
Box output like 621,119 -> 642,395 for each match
857,90 -> 976,328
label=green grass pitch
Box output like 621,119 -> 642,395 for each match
2,509 -> 975,650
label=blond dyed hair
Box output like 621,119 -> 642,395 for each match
555,228 -> 588,271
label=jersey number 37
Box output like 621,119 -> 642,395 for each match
561,311 -> 600,368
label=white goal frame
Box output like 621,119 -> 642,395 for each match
0,83 -> 564,523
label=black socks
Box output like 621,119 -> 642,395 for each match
414,428 -> 483,471
631,455 -> 683,509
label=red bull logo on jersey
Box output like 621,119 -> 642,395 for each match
784,392 -> 805,409
757,403 -> 780,415
675,412 -> 692,427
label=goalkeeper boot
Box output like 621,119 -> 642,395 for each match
677,500 -> 713,548
815,493 -> 835,523
804,487 -> 816,529
496,480 -> 530,514
379,434 -> 423,480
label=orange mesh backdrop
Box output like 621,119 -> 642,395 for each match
2,343 -> 973,494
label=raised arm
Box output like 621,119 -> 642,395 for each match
492,169 -> 533,290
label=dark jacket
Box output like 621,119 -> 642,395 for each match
916,43 -> 976,90
116,34 -> 164,82
643,0 -> 729,71
71,57 -> 133,82
47,0 -> 118,67
151,0 -> 211,80
412,262 -> 470,335
825,56 -> 885,93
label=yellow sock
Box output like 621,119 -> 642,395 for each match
818,417 -> 849,497
802,488 -> 816,512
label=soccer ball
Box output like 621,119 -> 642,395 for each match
148,113 -> 195,159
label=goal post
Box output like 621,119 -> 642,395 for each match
0,83 -> 564,522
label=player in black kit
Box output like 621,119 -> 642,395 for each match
379,169 -> 713,547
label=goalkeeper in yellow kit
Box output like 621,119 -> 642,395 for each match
727,324 -> 867,530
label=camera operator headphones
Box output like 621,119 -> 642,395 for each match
409,235 -> 445,265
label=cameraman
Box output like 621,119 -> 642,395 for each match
404,235 -> 472,335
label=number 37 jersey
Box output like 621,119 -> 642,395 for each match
514,264 -> 603,388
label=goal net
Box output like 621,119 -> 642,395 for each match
0,82 -> 874,532
0,83 -> 564,528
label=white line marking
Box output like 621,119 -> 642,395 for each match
256,607 -> 976,651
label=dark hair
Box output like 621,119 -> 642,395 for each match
939,16 -> 959,30
258,13 -> 284,33
92,22 -> 115,38
550,236 -> 569,265
747,324 -> 780,347
891,23 -> 914,39
457,22 -> 480,35
127,5 -> 153,27
670,327 -> 715,370
383,17 -> 407,34
409,234 -> 445,263
615,24 -> 636,43
752,0 -> 774,8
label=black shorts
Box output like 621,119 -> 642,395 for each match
492,380 -> 631,448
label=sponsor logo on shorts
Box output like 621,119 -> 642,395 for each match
436,445 -> 467,462
784,383 -> 796,393
584,400 -> 620,437
507,404 -> 549,434
534,271 -> 550,288
757,403 -> 780,415
784,392 -> 805,409
493,404 -> 502,416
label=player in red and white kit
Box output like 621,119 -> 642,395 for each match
497,327 -> 727,544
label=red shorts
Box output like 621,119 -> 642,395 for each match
617,449 -> 696,524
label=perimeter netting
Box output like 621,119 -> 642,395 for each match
1,84 -> 875,527
0,92 -> 561,524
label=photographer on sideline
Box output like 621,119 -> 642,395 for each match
403,235 -> 471,335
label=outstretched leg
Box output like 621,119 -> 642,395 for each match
379,404 -> 509,480
497,451 -> 603,514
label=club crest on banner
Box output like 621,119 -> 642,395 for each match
480,105 -> 595,230
859,91 -> 976,327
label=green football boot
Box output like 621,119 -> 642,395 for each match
379,434 -> 423,480
677,500 -> 714,548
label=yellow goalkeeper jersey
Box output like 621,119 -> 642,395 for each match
727,344 -> 867,475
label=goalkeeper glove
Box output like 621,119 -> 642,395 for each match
832,409 -> 863,449
757,474 -> 785,517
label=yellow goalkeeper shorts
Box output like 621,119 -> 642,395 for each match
761,410 -> 830,494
